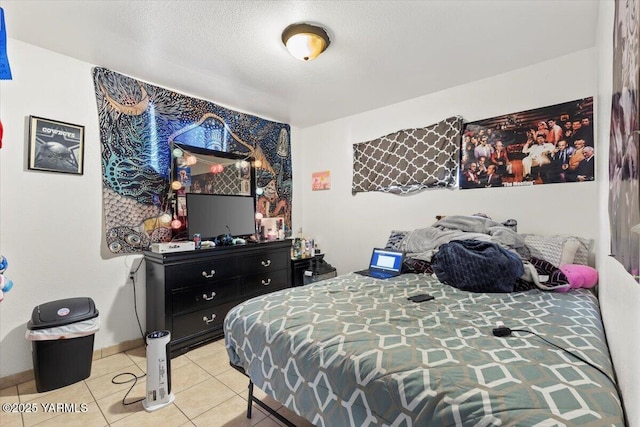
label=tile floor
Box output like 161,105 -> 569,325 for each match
0,338 -> 314,427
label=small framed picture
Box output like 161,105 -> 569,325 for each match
312,170 -> 331,190
28,116 -> 85,174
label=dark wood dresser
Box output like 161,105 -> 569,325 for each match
144,240 -> 292,357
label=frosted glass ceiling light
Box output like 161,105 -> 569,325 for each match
282,23 -> 330,61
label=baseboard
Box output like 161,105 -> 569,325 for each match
0,369 -> 34,390
0,337 -> 145,389
98,338 -> 145,358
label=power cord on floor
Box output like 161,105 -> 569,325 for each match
113,258 -> 147,406
129,258 -> 146,341
131,274 -> 146,341
111,372 -> 147,405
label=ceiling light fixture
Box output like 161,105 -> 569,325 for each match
281,23 -> 331,61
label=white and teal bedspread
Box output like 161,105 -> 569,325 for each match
224,273 -> 624,426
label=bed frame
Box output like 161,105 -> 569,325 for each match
231,364 -> 297,427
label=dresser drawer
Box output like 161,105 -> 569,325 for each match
172,301 -> 239,340
242,269 -> 289,297
166,257 -> 239,289
241,249 -> 289,275
144,241 -> 292,357
172,277 -> 241,315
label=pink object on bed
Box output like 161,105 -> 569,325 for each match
557,264 -> 599,292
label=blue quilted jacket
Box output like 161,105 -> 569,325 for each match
432,239 -> 524,293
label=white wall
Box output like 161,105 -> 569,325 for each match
595,1 -> 640,425
0,39 -> 301,379
0,40 -> 145,378
296,49 -> 599,275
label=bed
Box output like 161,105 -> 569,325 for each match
224,217 -> 625,426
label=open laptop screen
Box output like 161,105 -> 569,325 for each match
370,248 -> 404,272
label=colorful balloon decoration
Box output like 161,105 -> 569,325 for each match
0,255 -> 14,302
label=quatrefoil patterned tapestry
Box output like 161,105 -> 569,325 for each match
352,116 -> 462,194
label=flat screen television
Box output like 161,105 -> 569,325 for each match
186,193 -> 256,240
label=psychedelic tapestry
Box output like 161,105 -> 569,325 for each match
609,0 -> 639,281
92,67 -> 292,254
460,98 -> 594,190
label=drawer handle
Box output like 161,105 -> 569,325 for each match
261,278 -> 272,286
203,314 -> 217,324
202,269 -> 216,278
261,259 -> 272,267
202,292 -> 216,301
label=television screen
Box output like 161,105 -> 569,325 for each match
186,193 -> 256,240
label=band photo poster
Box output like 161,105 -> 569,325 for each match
460,97 -> 594,190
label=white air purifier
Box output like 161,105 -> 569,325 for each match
142,330 -> 175,412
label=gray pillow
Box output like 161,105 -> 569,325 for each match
522,234 -> 592,267
385,230 -> 408,250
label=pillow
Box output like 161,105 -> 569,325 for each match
560,238 -> 582,266
385,230 -> 409,250
559,264 -> 599,290
571,237 -> 592,265
522,234 -> 592,267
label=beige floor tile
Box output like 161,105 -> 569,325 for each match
247,400 -> 314,427
85,364 -> 145,401
215,367 -> 251,394
32,401 -> 108,427
192,348 -> 234,377
4,337 -> 312,427
17,380 -> 55,403
191,394 -> 268,427
255,417 -> 285,427
1,385 -> 20,403
109,402 -> 189,427
127,345 -> 206,370
88,353 -> 136,380
275,405 -> 315,427
170,362 -> 211,394
171,353 -> 195,371
124,346 -> 146,369
0,370 -> 35,390
248,387 -> 283,413
101,338 -> 145,358
21,381 -> 94,427
1,385 -> 19,399
0,387 -> 23,427
183,341 -> 223,362
95,378 -> 147,424
0,411 -> 23,427
174,376 -> 235,419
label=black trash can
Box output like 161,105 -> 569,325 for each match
26,297 -> 99,392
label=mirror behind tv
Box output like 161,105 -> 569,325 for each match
174,143 -> 255,197
173,144 -> 257,242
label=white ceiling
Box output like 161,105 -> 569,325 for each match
2,0 -> 600,128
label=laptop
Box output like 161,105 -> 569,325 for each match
354,248 -> 405,279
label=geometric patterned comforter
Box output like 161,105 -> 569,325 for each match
224,273 -> 624,426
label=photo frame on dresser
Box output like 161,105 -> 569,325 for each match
28,116 -> 85,175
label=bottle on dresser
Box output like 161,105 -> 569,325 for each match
292,229 -> 314,259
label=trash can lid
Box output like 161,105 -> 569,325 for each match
28,297 -> 99,330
